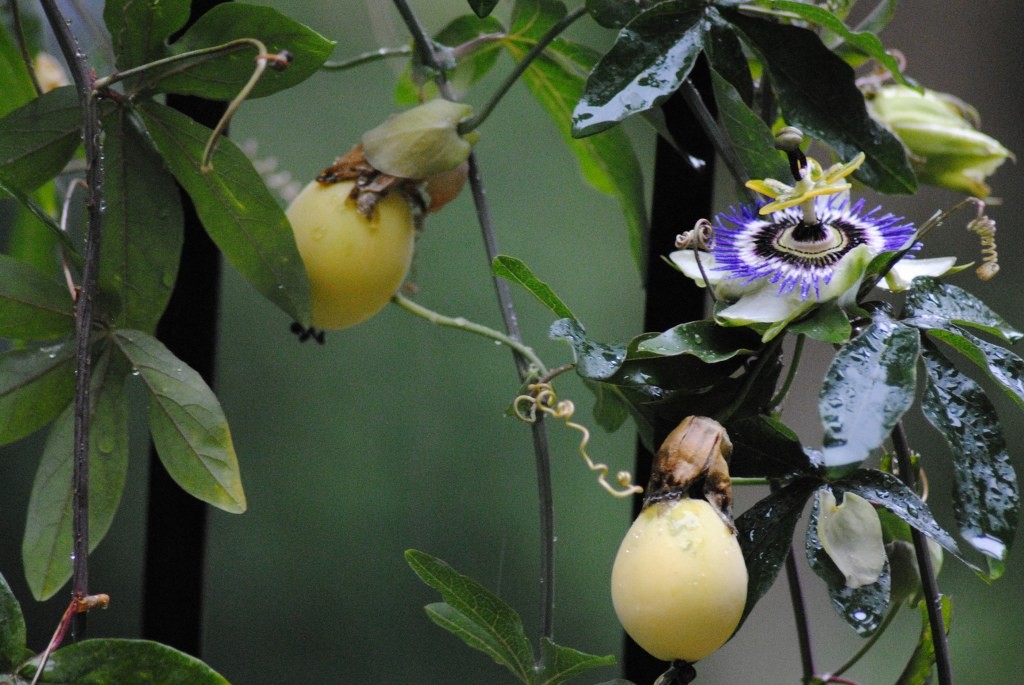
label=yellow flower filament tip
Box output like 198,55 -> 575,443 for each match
514,383 -> 642,498
746,152 -> 866,217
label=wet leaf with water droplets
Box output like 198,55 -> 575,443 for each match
925,325 -> 1024,413
22,351 -> 129,601
735,477 -> 819,625
905,276 -> 1023,344
820,313 -> 920,469
921,343 -> 1019,579
572,3 -> 707,136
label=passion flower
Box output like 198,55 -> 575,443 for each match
671,150 -> 957,340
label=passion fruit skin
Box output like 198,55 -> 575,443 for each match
286,180 -> 415,330
611,497 -> 748,663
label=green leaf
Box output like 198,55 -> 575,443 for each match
104,0 -> 190,71
136,101 -> 310,324
735,477 -> 819,623
921,343 -> 1018,578
853,0 -> 900,37
155,3 -> 334,99
895,597 -> 952,685
631,320 -> 758,362
925,326 -> 1024,412
725,11 -> 916,194
113,329 -> 247,514
572,2 -> 707,136
728,414 -> 817,478
100,106 -> 183,332
27,96 -> 172,339
787,303 -> 852,344
749,0 -> 909,86
537,638 -> 615,685
705,15 -> 753,104
0,21 -> 38,116
505,2 -> 648,270
0,86 -> 81,194
820,313 -> 920,469
838,469 -> 964,561
469,0 -> 502,18
494,255 -> 576,321
585,0 -> 642,28
805,487 -> 891,635
406,549 -> 534,683
0,253 -> 75,340
709,67 -> 790,182
0,338 -> 75,446
550,318 -> 626,380
0,572 -> 28,672
583,378 -> 630,432
31,638 -> 230,684
22,351 -> 129,601
0,178 -> 76,254
904,276 -> 1023,344
395,14 -> 505,105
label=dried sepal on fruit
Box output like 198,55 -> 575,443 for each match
646,415 -> 736,525
611,416 -> 748,665
361,98 -> 479,180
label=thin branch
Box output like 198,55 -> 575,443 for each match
391,0 -> 558,655
892,423 -> 953,685
679,79 -> 759,203
829,605 -> 900,678
785,549 -> 816,681
769,333 -> 806,410
9,0 -> 43,96
39,0 -> 106,641
322,46 -> 413,71
457,7 -> 587,134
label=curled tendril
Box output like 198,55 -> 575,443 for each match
675,218 -> 714,251
514,383 -> 642,498
967,206 -> 999,280
675,219 -> 718,303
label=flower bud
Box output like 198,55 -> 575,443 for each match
867,85 -> 1013,197
817,490 -> 885,588
361,99 -> 480,180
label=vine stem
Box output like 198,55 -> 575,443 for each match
391,0 -> 558,654
891,422 -> 953,685
392,292 -> 548,375
38,0 -> 105,640
785,548 -> 816,681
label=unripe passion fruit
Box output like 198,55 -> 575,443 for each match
611,497 -> 747,662
286,180 -> 415,330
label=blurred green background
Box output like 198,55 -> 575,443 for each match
2,1 -> 1023,683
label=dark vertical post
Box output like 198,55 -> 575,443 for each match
625,60 -> 716,684
140,0 -> 228,656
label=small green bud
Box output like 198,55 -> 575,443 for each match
361,99 -> 480,180
868,85 -> 1013,197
